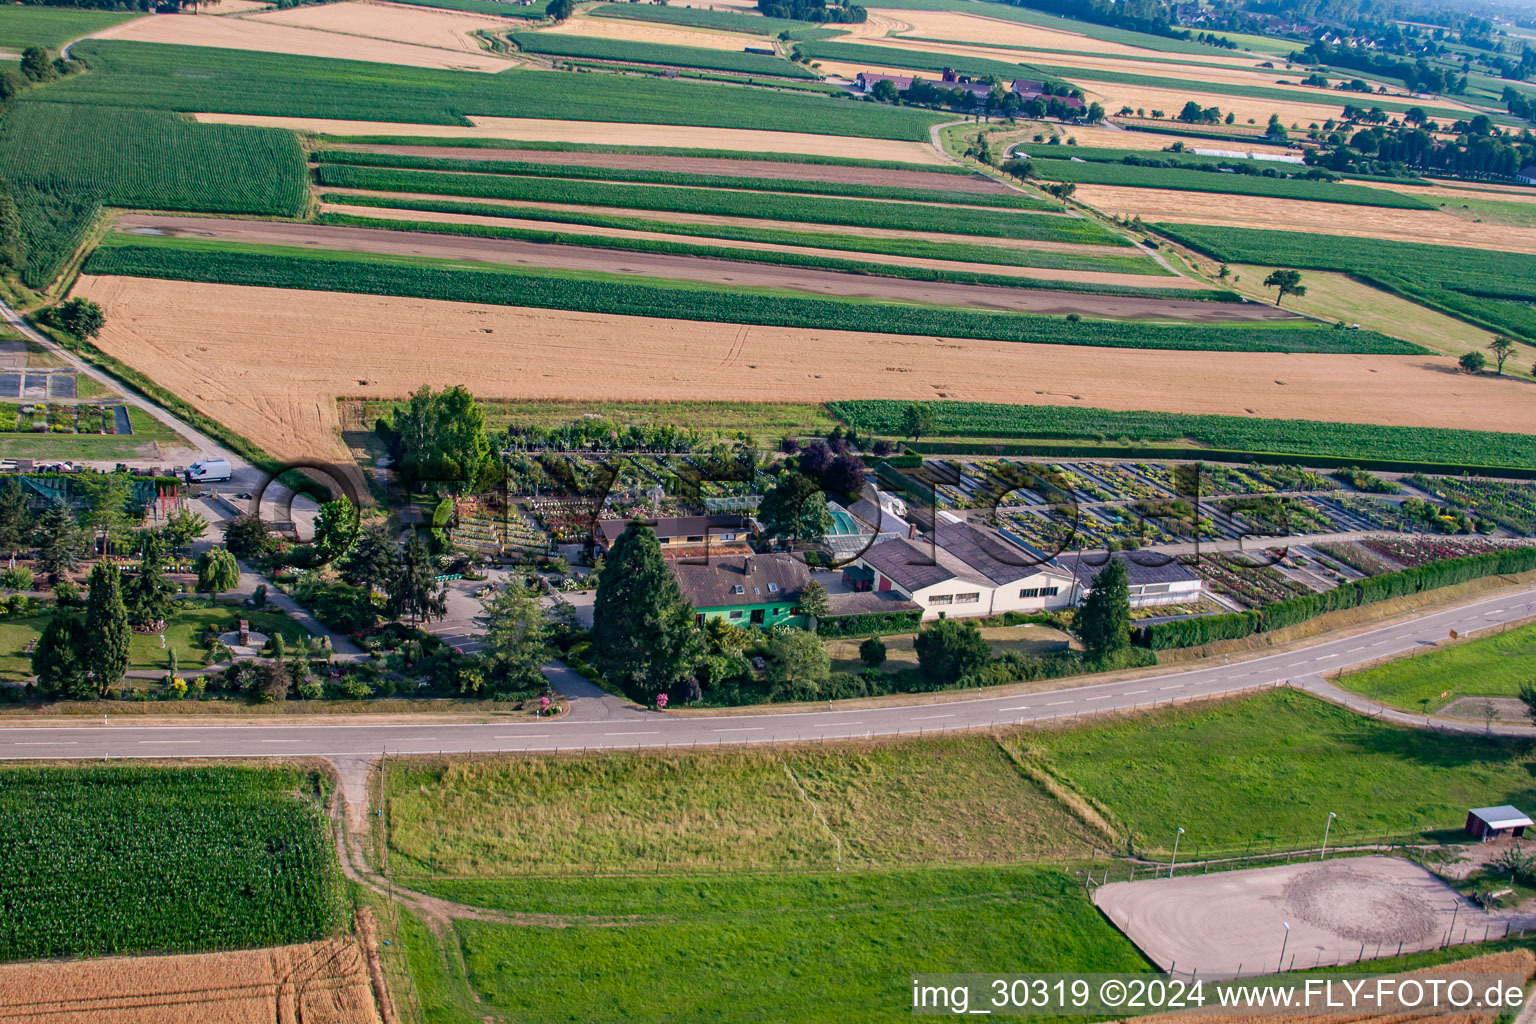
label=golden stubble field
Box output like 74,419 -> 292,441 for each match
1072,184 -> 1536,255
536,11 -> 774,50
252,0 -> 510,53
0,938 -> 380,1024
72,276 -> 1536,465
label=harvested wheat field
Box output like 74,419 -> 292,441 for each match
90,8 -> 510,70
870,8 -> 1269,64
208,0 -> 275,12
72,276 -> 1536,463
251,0 -> 510,53
1355,178 -> 1536,205
1131,950 -> 1536,1024
193,112 -> 948,163
1073,184 -> 1536,255
317,202 -> 1176,285
0,938 -> 381,1024
319,184 -> 1148,254
1017,122 -> 1303,156
536,12 -> 774,50
1071,79 -> 1381,128
117,215 -> 1251,316
333,144 -> 1010,192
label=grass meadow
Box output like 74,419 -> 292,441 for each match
1336,622 -> 1536,712
0,5 -> 137,50
346,397 -> 840,438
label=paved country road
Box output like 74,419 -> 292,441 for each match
3,587 -> 1534,761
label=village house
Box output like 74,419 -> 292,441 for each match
670,553 -> 810,628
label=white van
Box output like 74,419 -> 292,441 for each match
186,458 -> 233,483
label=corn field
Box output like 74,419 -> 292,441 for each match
0,765 -> 343,961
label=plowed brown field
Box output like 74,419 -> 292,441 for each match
0,938 -> 380,1024
71,276 -> 1535,463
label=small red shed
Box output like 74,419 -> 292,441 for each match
1466,806 -> 1533,841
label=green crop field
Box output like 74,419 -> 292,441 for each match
1023,145 -> 1428,185
314,164 -> 1106,241
55,41 -> 946,140
509,31 -> 816,77
1335,623 -> 1536,713
827,399 -> 1536,469
1026,689 -> 1536,855
587,2 -> 807,35
318,149 -> 1054,208
321,193 -> 1167,273
0,6 -> 138,50
1154,224 -> 1536,343
354,397 -> 842,437
0,765 -> 343,960
85,239 -> 1423,354
427,869 -> 1148,1023
1026,160 -> 1434,208
316,211 -> 1207,298
386,0 -> 548,15
0,101 -> 307,288
797,39 -> 1048,84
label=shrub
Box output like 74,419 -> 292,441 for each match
858,635 -> 887,667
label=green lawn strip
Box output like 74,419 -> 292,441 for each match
393,903 -> 482,1024
450,871 -> 1143,1022
0,100 -> 308,289
383,738 -> 1101,875
319,192 -> 1165,273
85,238 -> 1421,355
0,605 -> 314,682
314,211 -> 1220,298
826,399 -> 1536,469
431,869 -> 1147,1023
508,31 -> 817,78
1026,160 -> 1434,208
1020,688 -> 1536,856
314,164 -> 1100,241
0,6 -> 138,50
56,40 -> 946,141
0,764 -> 343,961
355,397 -> 841,437
1152,223 -> 1536,344
316,135 -> 976,173
586,3 -> 810,35
316,148 -> 1053,208
386,0 -> 548,16
1335,623 -> 1536,713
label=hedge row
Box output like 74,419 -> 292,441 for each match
816,608 -> 924,637
1137,545 -> 1536,649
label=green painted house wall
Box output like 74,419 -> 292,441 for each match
694,602 -> 805,628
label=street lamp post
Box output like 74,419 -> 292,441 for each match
1170,827 -> 1185,877
1320,812 -> 1337,861
1279,922 -> 1290,973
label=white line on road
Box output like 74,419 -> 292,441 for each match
1123,690 -> 1148,696
605,731 -> 658,736
714,727 -> 765,732
138,740 -> 201,745
911,714 -> 955,721
1085,694 -> 1113,701
812,722 -> 860,727
494,734 -> 549,739
1316,654 -> 1339,660
1160,684 -> 1184,690
1045,700 -> 1071,706
12,741 -> 75,746
1372,639 -> 1391,645
1347,646 -> 1365,653
260,739 -> 300,744
999,705 -> 1029,711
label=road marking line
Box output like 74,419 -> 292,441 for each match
1123,689 -> 1147,695
999,705 -> 1029,711
12,741 -> 75,746
1316,654 -> 1339,660
1085,694 -> 1113,701
494,734 -> 549,739
911,714 -> 955,720
604,731 -> 658,736
1160,684 -> 1184,690
260,739 -> 300,744
1045,700 -> 1070,706
138,740 -> 201,745
714,727 -> 765,732
812,722 -> 859,726
1372,639 -> 1390,645
1347,646 -> 1365,652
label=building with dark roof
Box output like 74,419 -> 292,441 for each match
852,520 -> 1073,620
669,553 -> 809,628
595,515 -> 752,559
1065,551 -> 1203,609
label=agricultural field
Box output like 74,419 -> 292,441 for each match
0,937 -> 381,1024
251,0 -> 509,54
509,31 -> 816,78
827,399 -> 1536,470
1336,621 -> 1536,713
387,0 -> 548,17
0,765 -> 343,961
587,2 -> 807,36
0,101 -> 306,289
0,5 -> 139,50
1025,159 -> 1436,208
69,275 -> 1534,465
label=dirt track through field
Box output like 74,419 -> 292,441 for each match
117,214 -> 1248,317
318,202 -> 1187,286
334,144 -> 1011,192
0,938 -> 380,1024
1072,183 -> 1536,254
72,276 -> 1535,464
193,112 -> 949,164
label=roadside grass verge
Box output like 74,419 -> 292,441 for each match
83,239 -> 1423,354
383,737 -> 1102,876
0,765 -> 342,961
1018,688 -> 1536,856
1334,621 -> 1536,713
827,399 -> 1536,470
314,211 -> 1228,298
320,193 -> 1168,273
313,164 -> 1105,242
434,868 -> 1148,1023
57,40 -> 948,140
316,148 -> 1054,208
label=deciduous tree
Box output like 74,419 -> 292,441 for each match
758,473 -> 832,549
1263,269 -> 1305,306
1488,335 -> 1517,375
194,545 -> 240,600
914,618 -> 990,684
